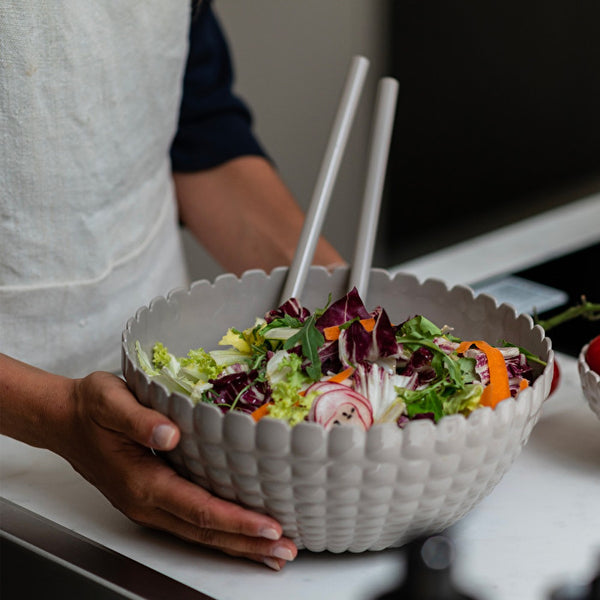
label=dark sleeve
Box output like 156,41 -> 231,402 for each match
170,0 -> 268,172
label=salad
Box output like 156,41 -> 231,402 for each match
136,288 -> 543,430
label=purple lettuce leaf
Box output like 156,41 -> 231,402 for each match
338,306 -> 402,366
370,307 -> 403,359
265,298 -> 311,324
315,287 -> 370,331
207,369 -> 269,414
339,319 -> 373,367
397,346 -> 437,387
318,339 -> 343,376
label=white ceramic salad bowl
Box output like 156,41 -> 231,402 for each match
578,342 -> 600,419
122,266 -> 554,553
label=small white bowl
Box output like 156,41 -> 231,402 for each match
122,267 -> 553,553
578,342 -> 600,419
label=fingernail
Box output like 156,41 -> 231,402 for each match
151,424 -> 177,449
263,557 -> 281,571
259,527 -> 280,541
272,545 -> 294,561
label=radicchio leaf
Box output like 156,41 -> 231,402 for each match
315,287 -> 370,331
339,319 -> 372,366
338,306 -> 402,366
265,298 -> 310,324
318,339 -> 343,375
207,370 -> 268,414
370,307 -> 402,360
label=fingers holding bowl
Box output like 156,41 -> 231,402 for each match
128,461 -> 298,567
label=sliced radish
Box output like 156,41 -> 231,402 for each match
306,381 -> 372,411
308,387 -> 373,431
302,381 -> 346,403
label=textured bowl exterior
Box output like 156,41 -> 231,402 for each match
578,343 -> 600,419
122,267 -> 553,552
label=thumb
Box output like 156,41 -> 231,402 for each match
111,393 -> 180,451
82,372 -> 181,451
148,420 -> 180,451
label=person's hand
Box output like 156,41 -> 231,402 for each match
60,371 -> 298,570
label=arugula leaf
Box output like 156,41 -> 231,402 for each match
262,314 -> 303,333
456,355 -> 478,384
397,335 -> 465,386
283,313 -> 324,380
338,316 -> 361,331
399,315 -> 442,339
401,387 -> 444,422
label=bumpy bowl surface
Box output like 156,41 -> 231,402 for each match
578,343 -> 600,419
122,267 -> 553,553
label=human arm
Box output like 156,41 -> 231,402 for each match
174,156 -> 344,275
0,353 -> 296,570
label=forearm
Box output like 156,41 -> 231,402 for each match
0,353 -> 75,453
173,156 -> 345,276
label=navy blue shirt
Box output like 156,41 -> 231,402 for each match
170,1 -> 268,172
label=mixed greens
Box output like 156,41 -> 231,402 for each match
136,288 -> 541,430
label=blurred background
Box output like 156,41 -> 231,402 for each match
182,0 -> 600,281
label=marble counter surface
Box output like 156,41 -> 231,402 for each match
2,192 -> 600,600
2,354 -> 599,600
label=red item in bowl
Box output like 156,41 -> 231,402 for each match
549,360 -> 561,396
586,335 -> 600,375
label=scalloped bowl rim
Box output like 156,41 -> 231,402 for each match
122,267 -> 553,435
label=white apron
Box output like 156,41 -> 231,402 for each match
0,1 -> 191,377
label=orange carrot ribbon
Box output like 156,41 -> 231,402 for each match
251,402 -> 273,422
327,366 -> 355,383
456,340 -> 511,409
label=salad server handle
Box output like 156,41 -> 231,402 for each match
280,55 -> 370,304
349,76 -> 399,302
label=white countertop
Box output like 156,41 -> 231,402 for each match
2,193 -> 600,600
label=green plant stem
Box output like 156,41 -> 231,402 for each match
534,298 -> 600,332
